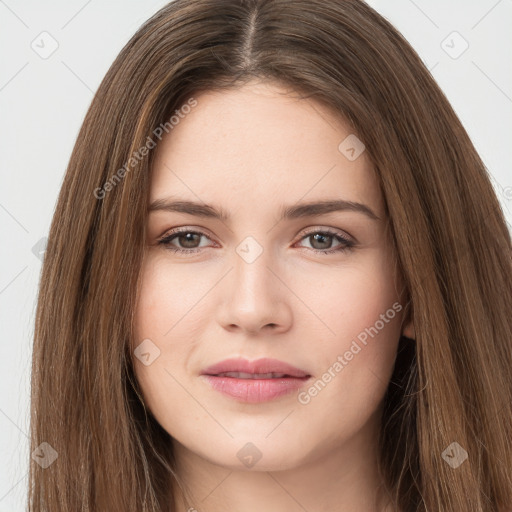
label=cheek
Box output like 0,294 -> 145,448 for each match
295,247 -> 401,349
134,257 -> 169,344
132,258 -> 185,411
132,255 -> 214,428
292,251 -> 403,430
134,255 -> 201,341
133,253 -> 220,374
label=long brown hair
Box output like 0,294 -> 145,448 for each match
29,0 -> 512,510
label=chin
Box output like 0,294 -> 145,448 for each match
176,434 -> 311,472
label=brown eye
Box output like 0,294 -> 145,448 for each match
296,229 -> 355,255
309,233 -> 334,250
158,230 -> 211,253
175,232 -> 201,248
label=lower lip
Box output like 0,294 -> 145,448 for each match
201,375 -> 311,403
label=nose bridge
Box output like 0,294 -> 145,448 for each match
232,236 -> 277,308
216,234 -> 292,333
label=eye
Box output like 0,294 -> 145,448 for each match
158,228 -> 213,254
157,227 -> 355,255
294,228 -> 355,255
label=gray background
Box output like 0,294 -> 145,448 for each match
1,0 -> 511,509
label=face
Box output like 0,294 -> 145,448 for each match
132,80 -> 411,472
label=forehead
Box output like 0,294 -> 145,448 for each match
149,81 -> 384,220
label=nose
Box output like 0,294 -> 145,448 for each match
215,246 -> 293,336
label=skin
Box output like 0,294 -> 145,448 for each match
133,80 -> 415,512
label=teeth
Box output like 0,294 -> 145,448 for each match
217,372 -> 289,379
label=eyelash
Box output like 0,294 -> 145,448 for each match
157,227 -> 355,256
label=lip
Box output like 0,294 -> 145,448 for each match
200,357 -> 312,403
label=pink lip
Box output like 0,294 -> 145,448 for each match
200,357 -> 311,403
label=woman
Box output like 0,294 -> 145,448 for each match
29,0 -> 512,510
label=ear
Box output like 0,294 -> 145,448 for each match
402,317 -> 415,340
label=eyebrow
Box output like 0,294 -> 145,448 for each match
148,198 -> 380,222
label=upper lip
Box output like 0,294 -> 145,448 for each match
201,357 -> 310,378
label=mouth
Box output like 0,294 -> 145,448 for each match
214,371 -> 301,379
200,358 -> 312,403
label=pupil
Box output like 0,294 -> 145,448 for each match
180,233 -> 199,248
312,233 -> 331,249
